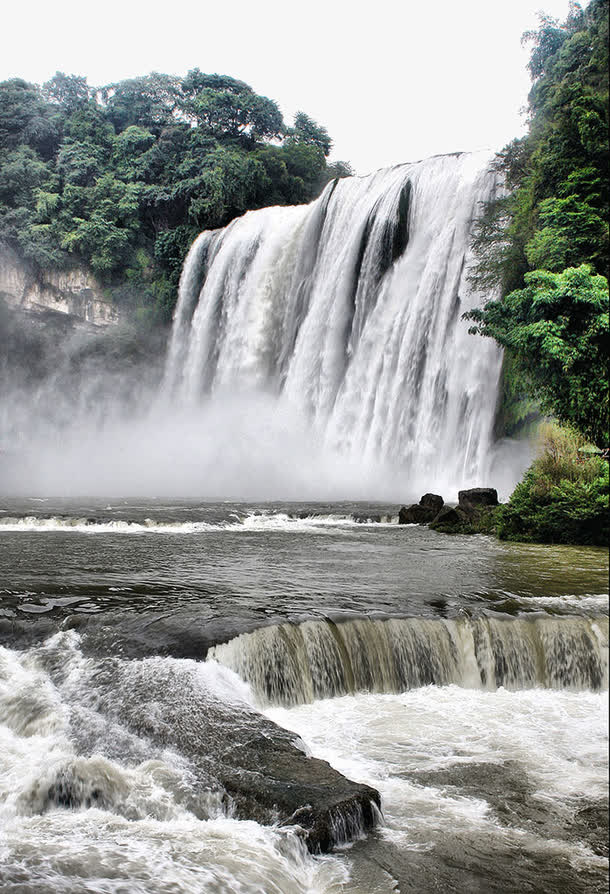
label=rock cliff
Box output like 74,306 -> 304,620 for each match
0,244 -> 118,328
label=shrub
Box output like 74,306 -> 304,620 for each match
498,422 -> 609,544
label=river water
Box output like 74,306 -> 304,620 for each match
0,499 -> 607,893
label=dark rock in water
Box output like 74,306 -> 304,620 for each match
47,770 -> 107,811
458,487 -> 498,508
55,655 -> 381,853
220,730 -> 380,852
431,505 -> 470,527
420,493 -> 444,512
399,493 -> 444,524
398,505 -> 410,524
400,504 -> 436,524
430,498 -> 501,536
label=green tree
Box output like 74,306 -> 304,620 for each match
0,68 -> 351,322
470,0 -> 609,292
469,0 -> 609,446
0,78 -> 58,158
181,69 -> 283,141
466,265 -> 609,445
42,72 -> 90,113
289,111 -> 332,156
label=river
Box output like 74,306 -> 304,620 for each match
0,499 -> 607,892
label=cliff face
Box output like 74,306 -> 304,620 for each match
0,244 -> 119,328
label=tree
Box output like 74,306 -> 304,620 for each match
102,73 -> 180,134
0,79 -> 58,158
289,111 -> 332,156
0,68 -> 352,322
468,0 -> 609,445
470,0 -> 609,292
42,72 -> 90,113
466,265 -> 609,445
180,70 -> 283,141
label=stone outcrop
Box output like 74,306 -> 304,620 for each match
431,505 -> 471,527
399,493 -> 444,524
398,489 -> 501,535
431,488 -> 501,534
458,488 -> 499,508
41,646 -> 381,854
0,243 -> 118,328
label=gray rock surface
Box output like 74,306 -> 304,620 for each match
458,488 -> 499,508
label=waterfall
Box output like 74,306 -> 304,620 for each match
163,151 -> 505,494
207,615 -> 609,706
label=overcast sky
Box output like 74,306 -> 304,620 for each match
4,0 -> 575,174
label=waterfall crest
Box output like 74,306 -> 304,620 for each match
208,615 -> 609,706
164,151 -> 505,494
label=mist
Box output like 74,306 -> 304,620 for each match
0,301 -> 531,503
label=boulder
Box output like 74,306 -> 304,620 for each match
420,493 -> 444,512
458,488 -> 498,508
399,503 -> 437,524
431,505 -> 470,527
399,493 -> 444,524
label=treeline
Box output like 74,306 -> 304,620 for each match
468,0 -> 608,448
0,70 -> 351,322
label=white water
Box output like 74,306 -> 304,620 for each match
2,151 -> 531,500
268,686 -> 609,887
163,152 -> 509,498
0,637 -> 351,894
0,512 -> 392,534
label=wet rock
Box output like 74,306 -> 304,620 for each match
458,487 -> 498,508
399,493 -> 444,524
220,731 -> 380,852
399,504 -> 435,524
431,505 -> 470,527
57,655 -> 381,854
420,493 -> 444,512
353,513 -> 381,523
430,499 -> 501,536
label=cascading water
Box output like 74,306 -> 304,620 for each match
163,151 -> 505,496
208,615 -> 610,706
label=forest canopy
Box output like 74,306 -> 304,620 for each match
0,70 -> 352,322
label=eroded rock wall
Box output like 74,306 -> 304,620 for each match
0,244 -> 118,328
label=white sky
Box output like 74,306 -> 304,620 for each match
4,0 -> 575,174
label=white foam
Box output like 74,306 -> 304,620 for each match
268,685 -> 609,869
0,512 -> 393,535
0,639 -> 352,893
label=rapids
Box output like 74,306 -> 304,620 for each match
0,501 -> 607,892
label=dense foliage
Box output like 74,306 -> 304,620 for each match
468,265 -> 608,446
467,0 -> 609,446
497,423 -> 609,545
0,71 -> 352,322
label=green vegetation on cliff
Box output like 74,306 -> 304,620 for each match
498,423 -> 609,545
467,0 -> 609,448
467,0 -> 609,546
0,71 -> 351,323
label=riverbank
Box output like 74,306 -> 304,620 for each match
400,424 -> 609,546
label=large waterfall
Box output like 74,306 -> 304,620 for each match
163,151 -> 505,496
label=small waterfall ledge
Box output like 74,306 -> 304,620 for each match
208,615 -> 610,706
162,151 -> 505,495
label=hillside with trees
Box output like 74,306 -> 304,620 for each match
0,71 -> 351,323
467,0 -> 608,544
467,0 -> 608,447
